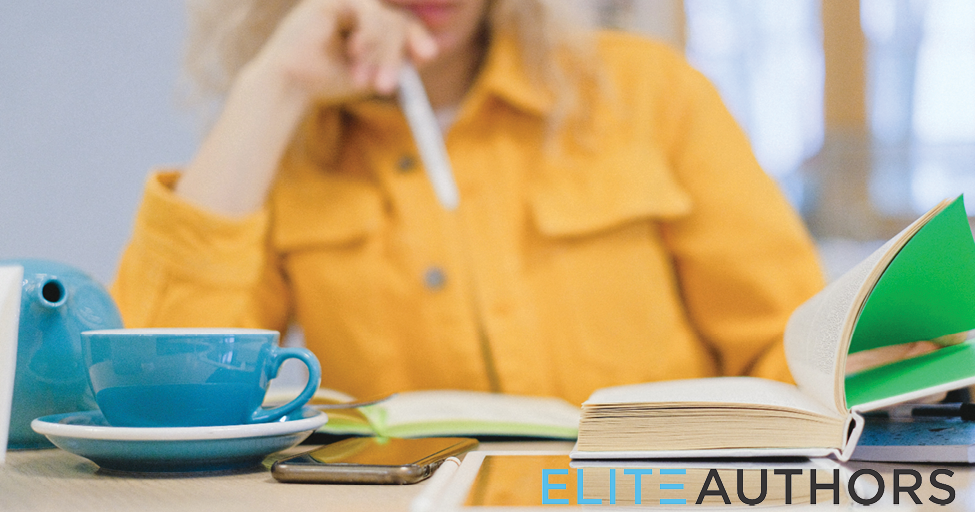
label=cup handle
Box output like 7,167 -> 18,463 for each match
249,347 -> 322,424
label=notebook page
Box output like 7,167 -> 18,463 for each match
375,390 -> 580,432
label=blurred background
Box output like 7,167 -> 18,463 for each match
2,0 -> 974,286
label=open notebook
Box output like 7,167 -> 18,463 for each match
265,388 -> 580,440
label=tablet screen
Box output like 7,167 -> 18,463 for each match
461,454 -> 821,507
464,455 -> 572,507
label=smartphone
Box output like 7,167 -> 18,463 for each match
271,437 -> 478,484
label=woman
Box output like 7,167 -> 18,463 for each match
112,0 -> 826,404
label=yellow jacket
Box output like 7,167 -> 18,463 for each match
113,32 -> 825,405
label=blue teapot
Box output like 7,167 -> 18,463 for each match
3,259 -> 123,448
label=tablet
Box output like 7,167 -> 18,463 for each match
415,451 -> 846,510
417,451 -> 576,511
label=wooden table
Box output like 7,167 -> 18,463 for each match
0,441 -> 570,512
3,441 -> 974,511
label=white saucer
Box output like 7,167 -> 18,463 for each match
31,407 -> 328,472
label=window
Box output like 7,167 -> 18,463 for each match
683,0 -> 824,208
591,0 -> 975,234
863,0 -> 975,215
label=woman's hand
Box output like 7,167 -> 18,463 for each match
251,0 -> 437,104
176,0 -> 437,217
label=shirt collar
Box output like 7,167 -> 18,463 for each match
469,30 -> 553,117
340,30 -> 553,125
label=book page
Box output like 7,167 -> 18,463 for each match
264,387 -> 376,435
785,199 -> 952,414
366,390 -> 580,438
265,386 -> 359,406
0,265 -> 23,464
784,242 -> 894,414
583,377 -> 840,419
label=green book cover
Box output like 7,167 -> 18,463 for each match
846,197 -> 975,407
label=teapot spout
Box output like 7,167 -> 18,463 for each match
35,278 -> 66,309
28,279 -> 82,384
27,278 -> 82,381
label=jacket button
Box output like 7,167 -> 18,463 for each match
423,267 -> 446,291
397,155 -> 417,172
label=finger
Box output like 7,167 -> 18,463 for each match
373,40 -> 408,94
343,13 -> 399,93
352,62 -> 379,89
406,22 -> 438,63
346,26 -> 377,66
346,27 -> 385,88
374,65 -> 402,95
363,13 -> 411,94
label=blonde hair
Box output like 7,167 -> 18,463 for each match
183,0 -> 603,140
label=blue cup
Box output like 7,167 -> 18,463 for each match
80,328 -> 321,428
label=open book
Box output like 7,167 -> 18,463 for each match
266,388 -> 580,440
571,196 -> 975,461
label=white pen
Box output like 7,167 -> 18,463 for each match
397,64 -> 460,211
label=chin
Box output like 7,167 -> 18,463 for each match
432,33 -> 464,55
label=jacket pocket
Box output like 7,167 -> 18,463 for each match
528,144 -> 692,238
270,165 -> 383,252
